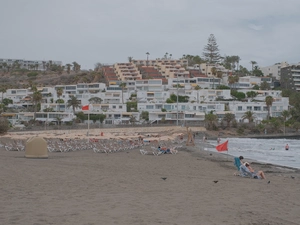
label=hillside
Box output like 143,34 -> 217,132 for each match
0,70 -> 106,89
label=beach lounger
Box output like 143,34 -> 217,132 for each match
234,157 -> 241,171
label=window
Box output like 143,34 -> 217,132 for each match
119,106 -> 122,109
246,106 -> 252,110
254,106 -> 261,111
112,106 -> 116,109
164,105 -> 171,110
146,105 -> 154,109
237,106 -> 242,111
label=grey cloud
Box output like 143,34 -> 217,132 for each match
1,0 -> 299,69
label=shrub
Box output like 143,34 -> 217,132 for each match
237,126 -> 244,135
0,117 -> 10,134
27,72 -> 38,77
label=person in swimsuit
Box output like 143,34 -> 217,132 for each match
285,144 -> 289,151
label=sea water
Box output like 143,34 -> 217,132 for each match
200,138 -> 300,169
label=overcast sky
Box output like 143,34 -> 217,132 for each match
1,0 -> 299,70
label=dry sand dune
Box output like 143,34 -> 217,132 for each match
1,127 -> 300,225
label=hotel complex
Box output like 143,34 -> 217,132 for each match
0,58 -> 293,126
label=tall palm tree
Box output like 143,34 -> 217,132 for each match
217,70 -> 223,87
67,96 -> 80,115
32,91 -> 43,120
119,82 -> 126,104
242,111 -> 256,123
146,52 -> 150,66
281,110 -> 290,135
265,96 -> 274,120
211,67 -> 217,89
0,87 -> 7,104
228,75 -> 236,89
250,61 -> 257,74
66,64 -> 72,74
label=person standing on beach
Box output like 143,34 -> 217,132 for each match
217,137 -> 221,144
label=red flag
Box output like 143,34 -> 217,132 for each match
216,140 -> 228,152
82,105 -> 89,110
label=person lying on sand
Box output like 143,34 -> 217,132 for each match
157,146 -> 178,155
158,146 -> 171,154
244,162 -> 266,179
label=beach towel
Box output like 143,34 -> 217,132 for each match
234,157 -> 241,171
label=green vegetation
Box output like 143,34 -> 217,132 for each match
0,117 -> 10,134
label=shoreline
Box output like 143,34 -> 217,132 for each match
1,128 -> 300,224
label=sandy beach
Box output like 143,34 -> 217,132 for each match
1,127 -> 300,225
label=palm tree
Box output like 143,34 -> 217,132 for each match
128,57 -> 133,63
211,67 -> 217,89
0,87 -> 7,104
146,52 -> 150,66
265,96 -> 274,120
217,71 -> 223,87
119,82 -> 126,104
228,75 -> 235,90
235,56 -> 241,75
164,52 -> 168,59
242,111 -> 256,123
250,61 -> 257,74
281,110 -> 290,135
32,91 -> 43,120
67,96 -> 80,115
66,64 -> 72,74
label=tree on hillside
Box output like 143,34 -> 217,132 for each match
203,34 -> 221,64
223,113 -> 235,128
281,110 -> 290,135
217,70 -> 223,87
246,91 -> 258,100
32,91 -> 43,119
119,82 -> 126,104
88,97 -> 103,104
181,54 -> 205,66
211,67 -> 217,89
205,111 -> 218,130
253,66 -> 264,77
250,61 -> 257,74
260,81 -> 270,90
94,62 -> 102,72
67,96 -> 80,115
0,87 -> 7,104
66,64 -> 72,74
265,96 -> 274,120
242,111 -> 256,123
56,87 -> 63,100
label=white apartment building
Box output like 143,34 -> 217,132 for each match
225,76 -> 273,89
280,64 -> 300,92
260,62 -> 289,80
